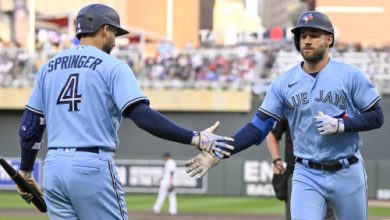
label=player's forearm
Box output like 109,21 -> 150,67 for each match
266,134 -> 282,161
20,149 -> 39,171
344,102 -> 384,132
226,112 -> 275,156
230,123 -> 262,154
123,102 -> 193,144
19,109 -> 46,171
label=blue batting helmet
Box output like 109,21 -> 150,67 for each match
75,4 -> 129,40
291,11 -> 334,51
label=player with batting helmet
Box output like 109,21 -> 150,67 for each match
186,11 -> 384,220
17,3 -> 233,219
291,11 -> 334,51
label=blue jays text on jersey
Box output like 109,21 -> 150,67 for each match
285,90 -> 347,111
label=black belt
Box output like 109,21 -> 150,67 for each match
49,147 -> 99,154
296,156 -> 358,172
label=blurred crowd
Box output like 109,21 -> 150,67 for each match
270,43 -> 390,95
136,44 -> 267,91
0,39 -> 36,87
1,36 -> 390,96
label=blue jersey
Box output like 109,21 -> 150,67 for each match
27,45 -> 148,150
260,58 -> 380,161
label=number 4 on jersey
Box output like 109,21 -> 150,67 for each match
57,73 -> 82,111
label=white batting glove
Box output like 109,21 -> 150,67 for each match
315,111 -> 345,135
185,151 -> 221,177
191,121 -> 234,157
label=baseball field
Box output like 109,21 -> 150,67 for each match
0,192 -> 390,220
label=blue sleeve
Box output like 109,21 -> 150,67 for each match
26,68 -> 45,114
350,67 -> 381,112
344,102 -> 384,132
19,109 -> 45,171
19,109 -> 45,150
259,80 -> 284,120
224,111 -> 275,155
110,64 -> 149,113
122,102 -> 193,144
20,149 -> 38,171
22,68 -> 45,171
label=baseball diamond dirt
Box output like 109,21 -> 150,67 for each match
0,209 -> 283,220
0,208 -> 389,220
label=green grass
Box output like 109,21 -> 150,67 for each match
0,218 -> 45,220
368,206 -> 390,217
0,192 -> 37,209
0,192 -> 389,220
128,194 -> 285,215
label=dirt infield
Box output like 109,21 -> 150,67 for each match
130,212 -> 390,220
1,205 -> 390,220
130,212 -> 284,220
0,209 -> 284,220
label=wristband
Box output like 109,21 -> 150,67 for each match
193,131 -> 200,138
272,158 -> 282,165
191,131 -> 200,146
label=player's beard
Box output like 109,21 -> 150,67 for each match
103,37 -> 115,54
301,42 -> 327,63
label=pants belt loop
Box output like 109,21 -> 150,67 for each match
302,158 -> 310,168
341,158 -> 350,168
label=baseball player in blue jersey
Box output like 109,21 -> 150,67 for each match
15,4 -> 233,220
186,11 -> 384,220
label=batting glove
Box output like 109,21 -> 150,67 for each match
185,151 -> 221,177
191,121 -> 234,157
315,111 -> 345,135
16,170 -> 43,204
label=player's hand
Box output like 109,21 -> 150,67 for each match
16,171 -> 43,204
314,111 -> 345,135
272,158 -> 285,174
185,151 -> 221,177
191,121 -> 234,157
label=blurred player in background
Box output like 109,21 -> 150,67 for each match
266,117 -> 334,220
16,3 -> 233,220
186,11 -> 383,220
153,152 -> 177,215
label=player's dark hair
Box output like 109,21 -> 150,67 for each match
78,31 -> 99,39
78,25 -> 116,39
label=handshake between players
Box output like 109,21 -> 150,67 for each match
186,121 -> 234,178
185,111 -> 354,178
